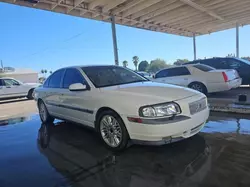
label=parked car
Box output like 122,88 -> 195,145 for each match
153,64 -> 242,94
0,77 -> 40,100
34,65 -> 209,151
185,57 -> 250,85
137,71 -> 152,79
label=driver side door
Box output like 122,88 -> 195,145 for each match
59,68 -> 94,127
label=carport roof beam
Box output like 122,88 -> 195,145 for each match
1,0 -> 250,37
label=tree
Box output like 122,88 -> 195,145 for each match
132,56 -> 139,71
44,69 -> 48,78
138,60 -> 149,71
49,71 -> 53,74
122,60 -> 128,68
226,53 -> 235,57
241,57 -> 250,61
173,59 -> 189,66
147,59 -> 170,73
41,69 -> 44,74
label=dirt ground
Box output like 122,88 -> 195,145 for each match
0,99 -> 37,120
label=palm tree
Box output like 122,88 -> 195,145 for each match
122,60 -> 128,68
44,69 -> 48,78
132,56 -> 139,71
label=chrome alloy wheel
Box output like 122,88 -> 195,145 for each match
100,115 -> 122,148
191,84 -> 203,93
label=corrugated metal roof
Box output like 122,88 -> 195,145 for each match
1,0 -> 249,37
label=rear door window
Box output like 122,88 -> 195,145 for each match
48,69 -> 65,88
155,67 -> 190,78
169,67 -> 190,76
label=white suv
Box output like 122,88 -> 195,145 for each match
34,65 -> 209,151
0,77 -> 40,100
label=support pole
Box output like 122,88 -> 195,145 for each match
111,15 -> 119,65
236,22 -> 239,58
193,33 -> 196,60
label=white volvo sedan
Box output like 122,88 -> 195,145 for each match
34,65 -> 209,151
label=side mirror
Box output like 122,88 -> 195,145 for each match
152,75 -> 155,79
69,83 -> 88,91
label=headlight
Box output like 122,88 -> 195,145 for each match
139,103 -> 181,117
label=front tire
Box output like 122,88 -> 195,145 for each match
38,100 -> 54,123
27,89 -> 34,100
96,110 -> 129,151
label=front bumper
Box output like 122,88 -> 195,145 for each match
123,107 -> 209,142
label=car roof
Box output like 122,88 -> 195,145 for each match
155,63 -> 214,74
186,57 -> 242,63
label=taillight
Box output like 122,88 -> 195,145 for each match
235,70 -> 239,78
222,72 -> 228,82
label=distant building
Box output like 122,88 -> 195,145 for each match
0,68 -> 38,83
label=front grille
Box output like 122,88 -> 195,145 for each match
189,97 -> 207,115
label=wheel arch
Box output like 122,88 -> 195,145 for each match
95,107 -> 126,129
37,98 -> 44,108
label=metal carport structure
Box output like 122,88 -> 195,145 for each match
1,0 -> 250,64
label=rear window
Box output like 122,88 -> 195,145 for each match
193,64 -> 215,72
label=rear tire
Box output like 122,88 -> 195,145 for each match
38,100 -> 54,123
188,82 -> 207,95
96,110 -> 129,151
27,89 -> 34,100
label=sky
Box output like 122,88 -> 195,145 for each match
0,2 -> 250,73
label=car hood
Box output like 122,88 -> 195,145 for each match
100,81 -> 200,101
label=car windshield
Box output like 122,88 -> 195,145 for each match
193,64 -> 215,72
82,66 -> 148,88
